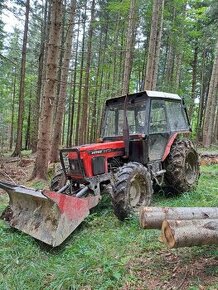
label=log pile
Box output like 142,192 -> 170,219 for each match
139,207 -> 218,248
200,152 -> 218,165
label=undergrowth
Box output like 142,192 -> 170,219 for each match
0,165 -> 217,290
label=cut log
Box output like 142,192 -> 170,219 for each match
200,152 -> 218,165
139,207 -> 218,229
162,219 -> 218,248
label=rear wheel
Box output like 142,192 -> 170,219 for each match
112,162 -> 153,220
164,139 -> 200,192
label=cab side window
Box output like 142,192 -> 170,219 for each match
150,100 -> 168,133
165,101 -> 189,131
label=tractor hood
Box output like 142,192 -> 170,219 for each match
78,140 -> 125,154
60,141 -> 126,179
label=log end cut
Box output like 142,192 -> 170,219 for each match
162,220 -> 176,248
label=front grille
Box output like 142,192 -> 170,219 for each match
60,149 -> 85,178
92,157 -> 105,175
69,159 -> 84,176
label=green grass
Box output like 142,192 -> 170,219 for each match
0,165 -> 217,290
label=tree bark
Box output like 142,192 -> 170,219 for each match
75,4 -> 87,146
121,0 -> 137,95
162,219 -> 218,248
90,28 -> 103,143
31,0 -> 49,153
12,0 -> 30,157
188,44 -> 198,121
50,0 -> 76,162
79,0 -> 95,145
9,68 -> 16,150
140,207 -> 218,229
197,49 -> 206,141
67,15 -> 80,147
203,38 -> 218,147
144,0 -> 164,90
25,98 -> 31,150
31,0 -> 63,180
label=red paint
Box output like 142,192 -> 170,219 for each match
68,141 -> 125,177
43,190 -> 100,220
68,151 -> 78,159
80,140 -> 124,152
162,133 -> 178,161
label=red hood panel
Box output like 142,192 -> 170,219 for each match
79,140 -> 124,152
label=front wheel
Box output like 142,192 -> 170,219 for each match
112,162 -> 153,221
50,170 -> 66,192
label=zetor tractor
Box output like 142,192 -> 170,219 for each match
0,91 -> 200,247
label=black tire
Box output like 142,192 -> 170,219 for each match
50,170 -> 66,192
164,139 -> 200,193
112,162 -> 153,221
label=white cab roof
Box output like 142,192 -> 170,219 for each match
146,90 -> 181,100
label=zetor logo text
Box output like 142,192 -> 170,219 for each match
89,149 -> 113,155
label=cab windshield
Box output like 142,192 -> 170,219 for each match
102,101 -> 147,137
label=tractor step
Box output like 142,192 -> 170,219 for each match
0,181 -> 100,247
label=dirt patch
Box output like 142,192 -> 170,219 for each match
0,206 -> 13,221
122,248 -> 218,290
0,156 -> 35,194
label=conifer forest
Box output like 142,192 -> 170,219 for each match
0,0 -> 217,178
0,1 -> 218,289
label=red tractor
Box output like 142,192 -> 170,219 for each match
0,91 -> 200,246
51,90 -> 200,218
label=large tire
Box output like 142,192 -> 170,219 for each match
50,170 -> 66,192
112,162 -> 153,221
164,139 -> 200,193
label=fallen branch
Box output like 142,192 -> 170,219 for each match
0,170 -> 16,184
162,219 -> 218,248
140,207 -> 218,229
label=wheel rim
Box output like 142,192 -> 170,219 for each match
185,151 -> 198,185
128,175 -> 146,208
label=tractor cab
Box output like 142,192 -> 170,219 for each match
101,91 -> 190,162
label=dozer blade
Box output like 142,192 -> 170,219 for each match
0,181 -> 100,247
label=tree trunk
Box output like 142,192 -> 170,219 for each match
25,99 -> 31,150
203,38 -> 218,147
31,0 -> 49,153
197,49 -> 206,141
118,24 -> 125,95
79,0 -> 95,145
12,0 -> 30,157
75,4 -> 87,146
31,0 -> 63,180
121,0 -> 137,95
67,15 -> 80,147
140,207 -> 218,229
144,0 -> 164,90
162,219 -> 218,248
213,106 -> 218,143
90,28 -> 103,143
50,0 -> 76,162
9,68 -> 16,150
188,44 -> 198,121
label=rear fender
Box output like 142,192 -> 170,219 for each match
161,133 -> 178,161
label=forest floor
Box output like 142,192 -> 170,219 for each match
0,147 -> 217,289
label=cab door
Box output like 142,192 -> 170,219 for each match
148,99 -> 169,161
